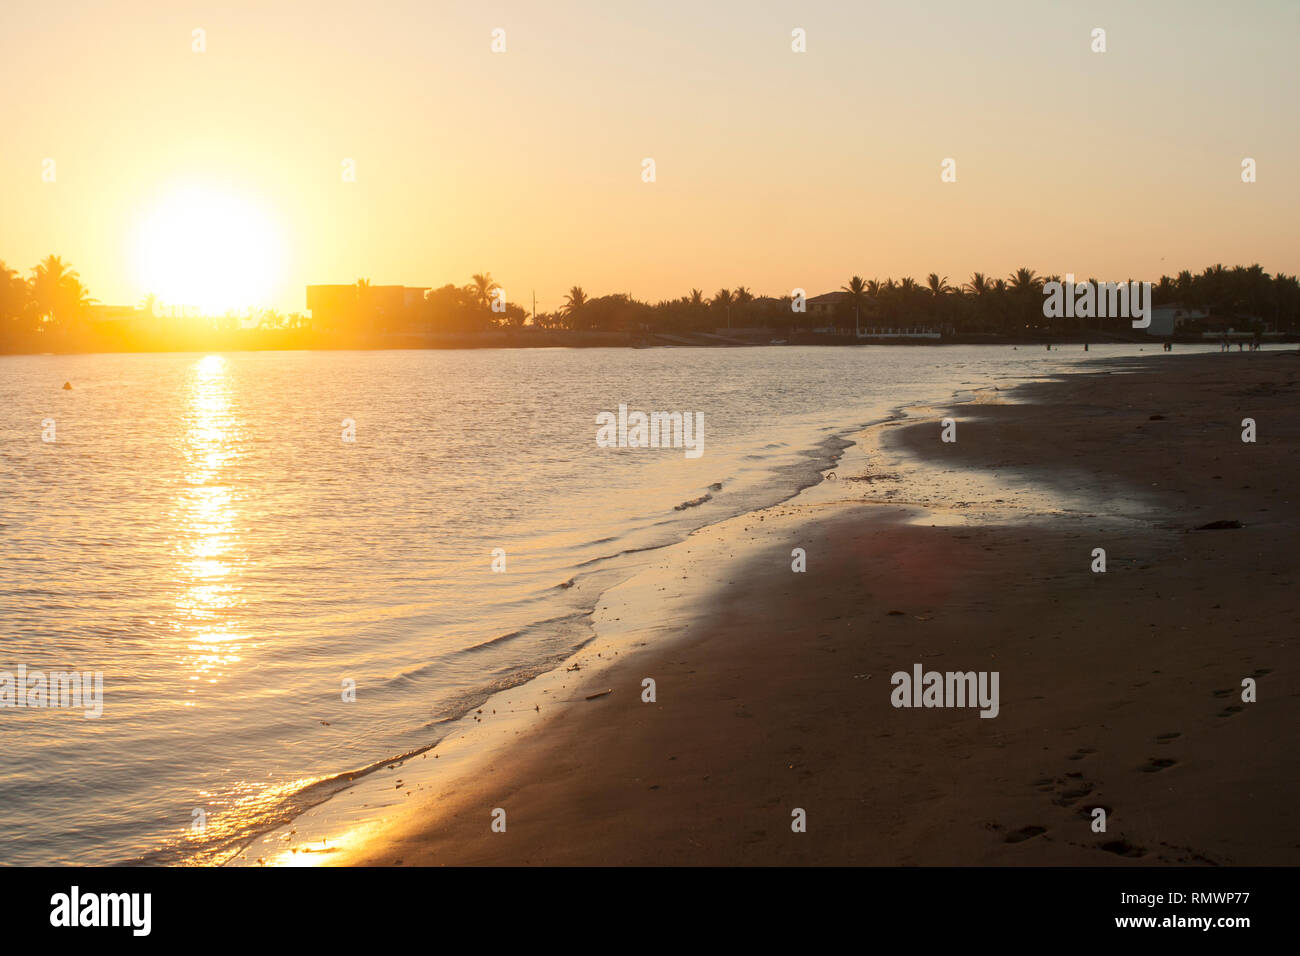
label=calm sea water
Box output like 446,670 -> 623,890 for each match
0,344 -> 1198,865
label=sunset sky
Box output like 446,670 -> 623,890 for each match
3,0 -> 1297,314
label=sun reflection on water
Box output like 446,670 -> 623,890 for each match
176,355 -> 244,689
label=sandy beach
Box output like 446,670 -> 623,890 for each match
335,351 -> 1300,866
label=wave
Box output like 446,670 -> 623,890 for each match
156,414 -> 865,866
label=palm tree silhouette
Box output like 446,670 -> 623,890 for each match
1008,267 -> 1042,294
0,262 -> 27,325
841,275 -> 868,333
469,273 -> 501,311
560,286 -> 588,330
926,274 -> 952,296
30,255 -> 91,328
712,289 -> 734,328
564,286 -> 588,313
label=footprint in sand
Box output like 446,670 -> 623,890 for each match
1216,704 -> 1244,718
1056,787 -> 1095,808
1140,757 -> 1178,773
1099,839 -> 1145,858
1004,825 -> 1047,844
1065,747 -> 1096,761
1155,732 -> 1181,743
1212,688 -> 1234,698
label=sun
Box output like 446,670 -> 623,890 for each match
133,183 -> 283,316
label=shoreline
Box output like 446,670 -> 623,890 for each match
219,361 -> 1036,866
159,344 -> 1101,867
231,351 -> 1300,866
333,352 -> 1298,866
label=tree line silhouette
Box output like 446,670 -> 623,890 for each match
361,266 -> 1300,336
1,255 -> 95,333
4,257 -> 1298,351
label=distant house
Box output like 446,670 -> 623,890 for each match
1146,303 -> 1209,336
305,285 -> 354,329
307,284 -> 428,332
806,291 -> 848,319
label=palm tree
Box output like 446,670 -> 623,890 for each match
1155,275 -> 1176,304
733,286 -> 754,305
688,288 -> 705,308
1241,263 -> 1271,321
1008,267 -> 1042,294
30,255 -> 92,328
563,286 -> 588,314
469,272 -> 501,311
958,273 -> 990,332
962,272 -> 989,296
1005,268 -> 1044,334
841,275 -> 868,333
926,273 -> 953,297
712,289 -> 734,328
30,255 -> 72,323
1200,264 -> 1228,316
1,262 -> 30,326
69,282 -> 95,314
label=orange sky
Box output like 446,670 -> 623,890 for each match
3,0 -> 1297,314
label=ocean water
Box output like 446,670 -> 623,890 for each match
0,343 -> 1206,865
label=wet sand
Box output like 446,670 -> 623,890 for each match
344,351 -> 1300,866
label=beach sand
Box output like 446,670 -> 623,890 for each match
342,351 -> 1300,866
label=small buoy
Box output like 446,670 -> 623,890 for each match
62,382 -> 72,390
